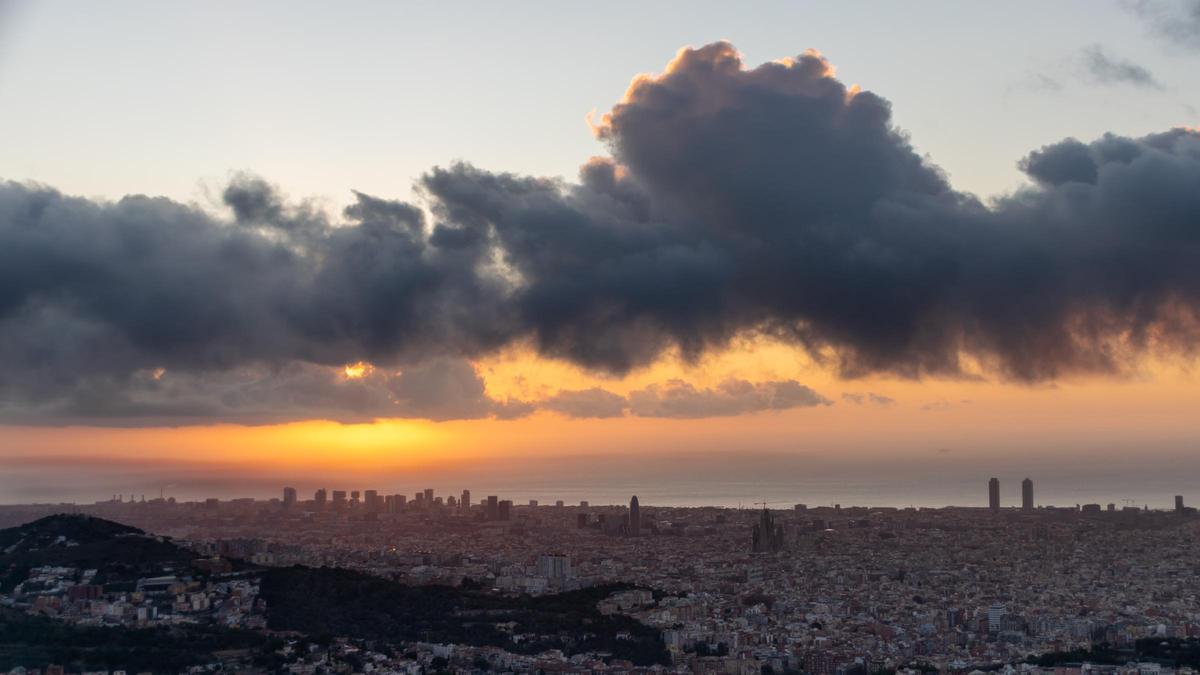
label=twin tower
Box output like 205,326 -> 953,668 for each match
989,477 -> 1035,513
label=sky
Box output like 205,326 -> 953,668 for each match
1,0 -> 1199,506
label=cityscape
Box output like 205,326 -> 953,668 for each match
3,1 -> 1200,674
2,478 -> 1199,674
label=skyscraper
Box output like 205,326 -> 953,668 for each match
988,477 -> 1000,514
314,488 -> 327,510
283,487 -> 297,508
629,495 -> 641,536
1176,495 -> 1185,513
364,489 -> 379,511
1021,478 -> 1033,511
487,495 -> 499,520
461,489 -> 471,509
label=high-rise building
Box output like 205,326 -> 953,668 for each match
751,507 -> 784,553
537,553 -> 572,580
332,490 -> 347,510
580,500 -> 589,508
529,499 -> 539,507
424,488 -> 434,503
577,513 -> 589,529
629,495 -> 641,537
555,500 -> 564,508
283,487 -> 297,508
988,477 -> 1000,514
461,490 -> 471,509
394,494 -> 407,508
350,490 -> 360,507
498,499 -> 512,521
364,490 -> 379,511
314,488 -> 327,510
987,603 -> 1007,633
487,495 -> 499,520
1176,495 -> 1185,513
1021,478 -> 1033,511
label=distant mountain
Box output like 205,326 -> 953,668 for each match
0,514 -> 197,591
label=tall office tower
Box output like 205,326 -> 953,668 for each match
364,490 -> 378,511
413,493 -> 425,507
580,500 -> 589,508
1021,478 -> 1034,511
555,500 -> 564,508
314,488 -> 327,510
629,495 -> 641,536
529,499 -> 539,507
384,495 -> 395,513
332,490 -> 347,509
395,494 -> 407,508
751,507 -> 784,553
447,496 -> 457,507
988,477 -> 1000,514
487,495 -> 499,520
283,487 -> 297,508
498,500 -> 512,521
350,490 -> 361,507
1176,495 -> 1185,513
424,488 -> 434,503
461,490 -> 471,509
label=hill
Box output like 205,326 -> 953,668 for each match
0,514 -> 197,591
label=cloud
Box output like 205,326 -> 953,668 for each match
542,387 -> 628,419
1124,0 -> 1200,51
625,379 -> 831,419
542,379 -> 831,419
1079,45 -> 1164,89
3,41 -> 1200,424
921,399 -> 973,411
841,392 -> 896,406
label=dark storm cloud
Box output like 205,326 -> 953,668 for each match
1079,45 -> 1163,88
2,41 -> 1200,425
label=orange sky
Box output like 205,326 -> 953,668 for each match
3,339 -> 1199,479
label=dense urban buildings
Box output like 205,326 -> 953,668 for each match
2,480 -> 1199,674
